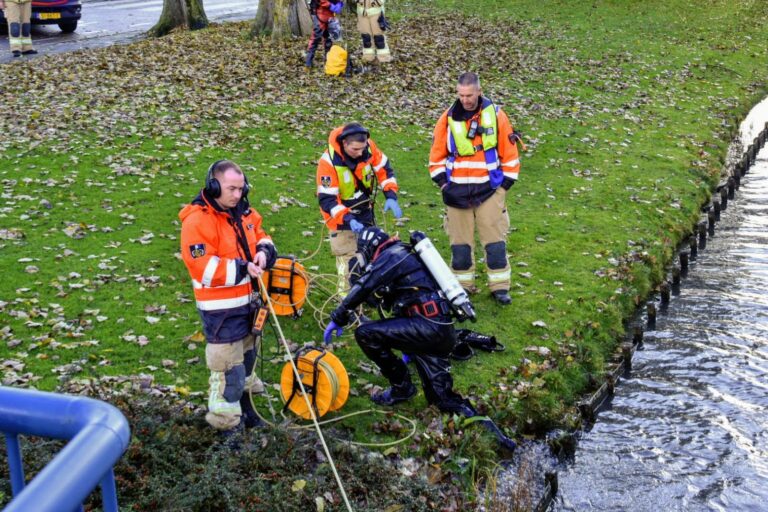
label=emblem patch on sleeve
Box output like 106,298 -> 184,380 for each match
321,175 -> 332,188
189,244 -> 206,258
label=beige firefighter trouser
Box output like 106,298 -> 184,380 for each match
4,1 -> 34,53
444,187 -> 511,292
330,229 -> 358,297
205,334 -> 260,430
357,0 -> 392,63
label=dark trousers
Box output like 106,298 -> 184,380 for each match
306,15 -> 333,65
355,316 -> 470,411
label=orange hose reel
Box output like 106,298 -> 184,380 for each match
261,256 -> 309,317
280,348 -> 350,419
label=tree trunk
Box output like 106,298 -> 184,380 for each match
251,0 -> 312,39
148,0 -> 208,38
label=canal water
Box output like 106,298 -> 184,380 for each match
552,108 -> 768,511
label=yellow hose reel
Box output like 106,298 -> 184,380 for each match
280,348 -> 350,419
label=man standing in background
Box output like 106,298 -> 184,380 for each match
355,0 -> 392,63
1,0 -> 37,57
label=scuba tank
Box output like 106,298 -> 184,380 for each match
410,231 -> 476,322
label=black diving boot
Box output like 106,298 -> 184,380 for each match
371,380 -> 417,406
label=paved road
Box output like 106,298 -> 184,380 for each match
0,0 -> 257,64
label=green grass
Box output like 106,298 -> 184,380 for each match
1,0 -> 768,492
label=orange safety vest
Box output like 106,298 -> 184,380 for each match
428,100 -> 520,207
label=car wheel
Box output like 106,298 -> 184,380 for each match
58,21 -> 78,33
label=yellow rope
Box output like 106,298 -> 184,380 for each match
256,275 -> 354,512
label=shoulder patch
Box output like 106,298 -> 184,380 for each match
321,175 -> 332,187
189,244 -> 206,258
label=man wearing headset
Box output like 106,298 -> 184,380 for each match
180,160 -> 277,438
316,122 -> 402,296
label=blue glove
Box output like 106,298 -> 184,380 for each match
402,353 -> 411,364
329,1 -> 343,14
323,321 -> 343,344
349,219 -> 364,233
384,198 -> 402,219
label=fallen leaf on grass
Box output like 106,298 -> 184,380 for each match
62,223 -> 86,239
0,228 -> 24,240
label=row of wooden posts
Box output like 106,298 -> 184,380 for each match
575,120 -> 768,424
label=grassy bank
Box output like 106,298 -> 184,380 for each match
2,0 -> 768,508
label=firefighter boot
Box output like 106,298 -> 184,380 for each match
218,419 -> 245,451
241,348 -> 264,428
373,34 -> 392,63
239,394 -> 263,429
360,33 -> 375,62
491,290 -> 512,306
305,47 -> 317,68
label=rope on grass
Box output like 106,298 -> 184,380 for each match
256,274 -> 354,512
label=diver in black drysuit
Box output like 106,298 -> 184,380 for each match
324,227 -> 517,450
324,226 -> 475,414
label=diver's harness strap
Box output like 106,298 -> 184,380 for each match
393,291 -> 452,319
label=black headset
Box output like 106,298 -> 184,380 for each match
205,160 -> 249,199
337,123 -> 370,144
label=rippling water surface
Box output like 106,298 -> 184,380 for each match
553,113 -> 768,511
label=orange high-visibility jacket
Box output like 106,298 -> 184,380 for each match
179,191 -> 275,343
429,98 -> 520,208
316,125 -> 398,230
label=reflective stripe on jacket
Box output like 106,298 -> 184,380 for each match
316,125 -> 398,230
447,98 -> 502,188
179,191 -> 274,343
429,97 -> 520,208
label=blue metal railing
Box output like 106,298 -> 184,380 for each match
0,386 -> 131,512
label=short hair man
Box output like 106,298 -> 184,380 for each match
428,72 -> 522,305
180,160 -> 277,437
